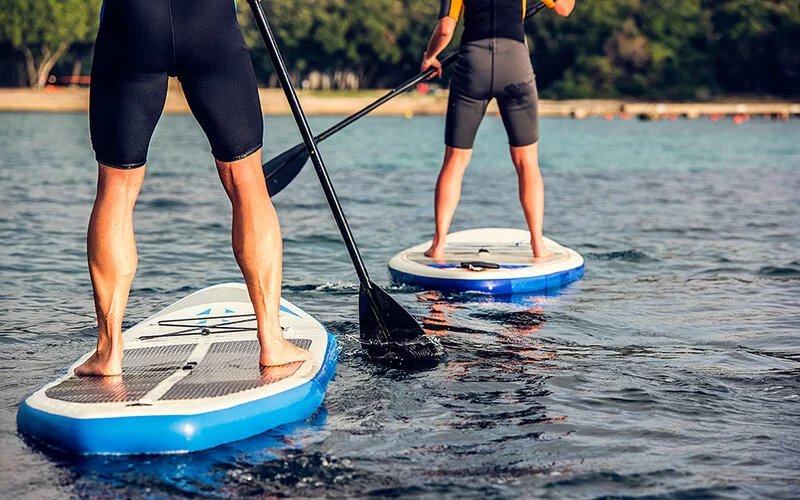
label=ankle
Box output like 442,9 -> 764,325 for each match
95,340 -> 124,358
258,326 -> 285,343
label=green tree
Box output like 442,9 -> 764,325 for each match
530,0 -> 718,99
389,0 -> 457,85
529,0 -> 635,97
239,0 -> 409,87
232,0 -> 799,97
0,0 -> 100,88
708,0 -> 800,95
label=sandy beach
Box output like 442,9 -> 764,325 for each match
0,86 -> 450,115
2,86 -> 798,119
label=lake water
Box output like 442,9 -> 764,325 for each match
1,112 -> 798,498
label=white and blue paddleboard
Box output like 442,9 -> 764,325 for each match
17,283 -> 337,455
388,228 -> 584,295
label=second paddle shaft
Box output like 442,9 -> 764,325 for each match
316,54 -> 456,142
315,1 -> 547,143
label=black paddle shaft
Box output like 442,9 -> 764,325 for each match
247,0 -> 391,338
314,55 -> 455,142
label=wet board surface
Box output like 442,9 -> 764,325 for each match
18,283 -> 338,455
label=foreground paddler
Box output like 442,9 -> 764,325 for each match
79,0 -> 310,376
421,0 -> 575,260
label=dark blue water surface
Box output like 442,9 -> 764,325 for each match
1,112 -> 798,498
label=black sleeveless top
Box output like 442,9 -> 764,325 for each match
439,0 -> 528,44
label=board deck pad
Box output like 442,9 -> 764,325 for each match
388,228 -> 585,294
18,283 -> 338,455
45,344 -> 196,404
162,339 -> 312,401
406,246 -> 572,268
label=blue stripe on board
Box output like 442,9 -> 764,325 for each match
17,333 -> 338,455
280,304 -> 300,317
425,263 -> 531,269
389,264 -> 584,295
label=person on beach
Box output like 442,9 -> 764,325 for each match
421,0 -> 574,259
76,0 -> 310,376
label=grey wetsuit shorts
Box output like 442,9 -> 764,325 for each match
446,38 -> 539,149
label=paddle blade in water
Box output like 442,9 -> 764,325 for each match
359,283 -> 445,366
262,143 -> 308,196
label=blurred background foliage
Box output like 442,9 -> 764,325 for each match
0,0 -> 797,98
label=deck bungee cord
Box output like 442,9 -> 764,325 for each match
138,313 -> 261,340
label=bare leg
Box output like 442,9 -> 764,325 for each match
425,146 -> 473,259
510,142 -> 553,259
76,164 -> 145,376
216,150 -> 311,366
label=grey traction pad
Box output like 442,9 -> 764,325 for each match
406,248 -> 568,267
45,339 -> 314,404
161,339 -> 312,400
45,344 -> 196,403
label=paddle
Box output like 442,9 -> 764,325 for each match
247,0 -> 445,366
261,1 -> 549,197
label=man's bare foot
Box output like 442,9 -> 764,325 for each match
424,236 -> 449,261
74,350 -> 123,377
259,361 -> 305,384
423,244 -> 445,259
259,335 -> 312,367
531,239 -> 554,260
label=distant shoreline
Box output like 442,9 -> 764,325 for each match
0,87 -> 798,120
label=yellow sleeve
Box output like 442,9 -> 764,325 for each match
439,0 -> 463,20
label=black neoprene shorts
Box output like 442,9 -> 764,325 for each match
446,38 -> 539,149
90,0 -> 263,168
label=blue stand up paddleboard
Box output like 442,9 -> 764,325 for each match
388,228 -> 584,295
17,283 -> 337,455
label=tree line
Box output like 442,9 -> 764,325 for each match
0,0 -> 798,99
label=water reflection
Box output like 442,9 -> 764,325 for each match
419,290 -> 556,364
416,290 -> 567,434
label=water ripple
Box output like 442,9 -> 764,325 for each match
1,114 -> 798,498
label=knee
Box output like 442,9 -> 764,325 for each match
228,164 -> 256,188
95,165 -> 145,207
442,147 -> 472,173
224,164 -> 269,201
510,142 -> 539,170
218,153 -> 268,193
440,162 -> 469,177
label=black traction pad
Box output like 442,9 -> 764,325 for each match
160,339 -> 313,401
45,344 -> 196,403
